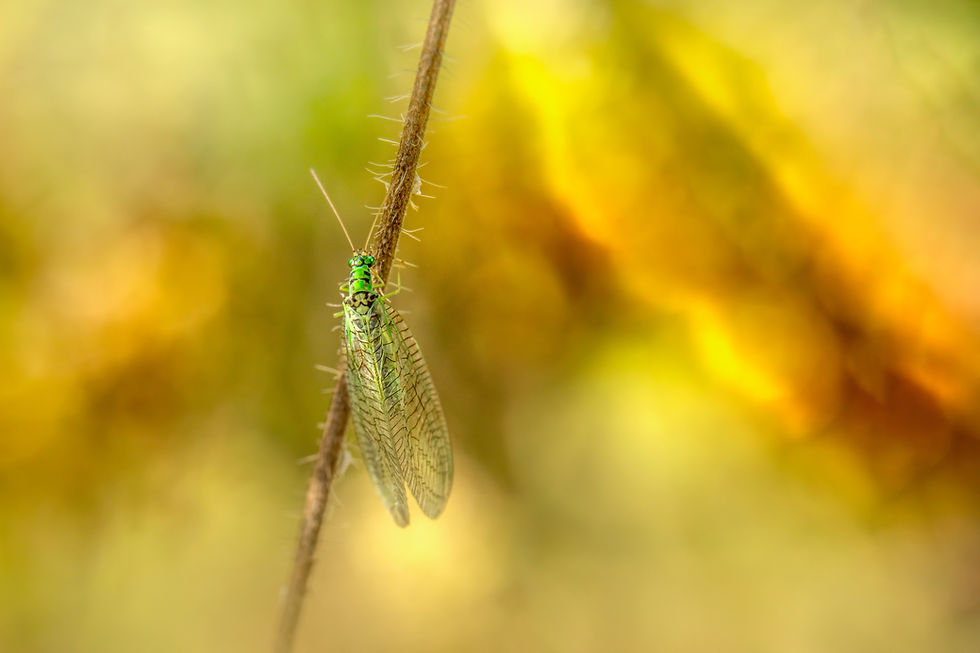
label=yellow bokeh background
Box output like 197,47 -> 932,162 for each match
3,0 -> 980,651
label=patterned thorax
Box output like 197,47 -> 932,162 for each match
346,251 -> 377,317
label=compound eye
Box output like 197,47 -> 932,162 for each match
347,258 -> 354,266
365,255 -> 375,265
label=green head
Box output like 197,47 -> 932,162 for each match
348,252 -> 376,294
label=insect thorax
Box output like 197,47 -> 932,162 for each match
345,254 -> 379,322
346,289 -> 378,317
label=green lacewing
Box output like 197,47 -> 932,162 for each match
312,169 -> 453,527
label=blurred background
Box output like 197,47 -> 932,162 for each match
3,0 -> 980,651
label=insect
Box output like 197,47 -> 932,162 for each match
311,169 -> 453,527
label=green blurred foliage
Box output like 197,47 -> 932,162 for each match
3,0 -> 980,651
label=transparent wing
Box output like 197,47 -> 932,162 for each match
379,302 -> 454,519
343,303 -> 410,527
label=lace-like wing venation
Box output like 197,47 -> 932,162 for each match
381,303 -> 453,519
344,301 -> 410,527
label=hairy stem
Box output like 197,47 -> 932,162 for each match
274,377 -> 349,653
372,0 -> 454,286
273,1 -> 456,651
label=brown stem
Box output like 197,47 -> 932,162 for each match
274,376 -> 349,653
372,0 -> 455,286
273,1 -> 456,652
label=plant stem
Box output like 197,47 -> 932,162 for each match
273,1 -> 456,651
274,376 -> 349,653
372,0 -> 455,286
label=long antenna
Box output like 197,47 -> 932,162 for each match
363,213 -> 379,250
310,168 -> 356,251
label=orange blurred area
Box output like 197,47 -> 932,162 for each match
3,0 -> 980,651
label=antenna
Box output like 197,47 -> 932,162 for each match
363,212 -> 379,249
310,168 -> 356,251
